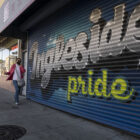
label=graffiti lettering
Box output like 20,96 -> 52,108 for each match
74,32 -> 89,69
54,35 -> 65,71
41,48 -> 55,88
61,38 -> 76,70
29,42 -> 38,80
123,4 -> 140,51
29,3 -> 140,90
99,4 -> 125,56
67,70 -> 135,102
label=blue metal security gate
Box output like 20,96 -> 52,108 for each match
27,0 -> 140,135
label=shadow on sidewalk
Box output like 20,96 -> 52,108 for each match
0,87 -> 28,110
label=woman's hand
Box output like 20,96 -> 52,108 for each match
4,72 -> 9,75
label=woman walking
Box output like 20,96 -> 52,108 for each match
5,58 -> 26,105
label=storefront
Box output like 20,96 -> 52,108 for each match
27,0 -> 140,136
0,37 -> 20,92
0,0 -> 36,92
0,0 -> 140,136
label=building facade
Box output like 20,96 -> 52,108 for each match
1,0 -> 140,136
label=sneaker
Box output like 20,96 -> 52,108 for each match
15,102 -> 19,105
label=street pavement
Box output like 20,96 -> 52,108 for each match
0,76 -> 14,92
0,87 -> 139,140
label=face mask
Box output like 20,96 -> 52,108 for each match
17,60 -> 21,65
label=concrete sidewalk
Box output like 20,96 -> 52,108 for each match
0,88 -> 139,140
0,76 -> 14,92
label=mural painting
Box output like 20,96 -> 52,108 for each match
29,3 -> 140,102
28,1 -> 140,135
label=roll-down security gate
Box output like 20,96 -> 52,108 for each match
27,0 -> 140,135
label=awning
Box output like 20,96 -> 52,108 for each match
0,36 -> 18,49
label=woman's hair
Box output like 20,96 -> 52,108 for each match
16,58 -> 21,61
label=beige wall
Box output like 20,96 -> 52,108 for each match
5,55 -> 16,71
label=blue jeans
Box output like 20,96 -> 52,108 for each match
13,80 -> 20,103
